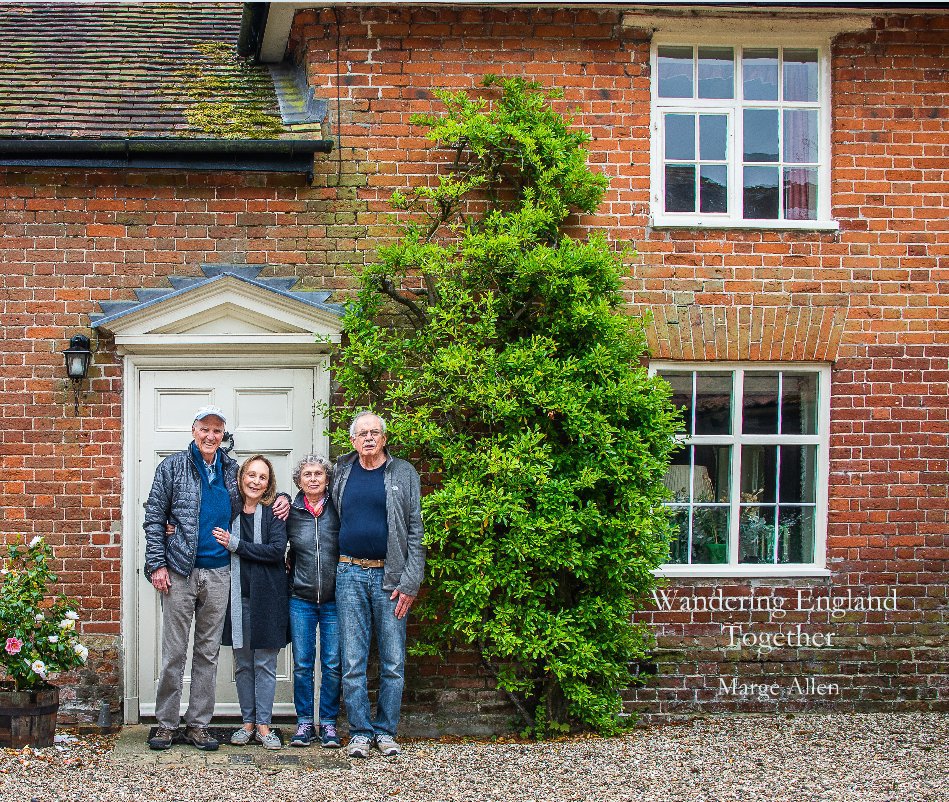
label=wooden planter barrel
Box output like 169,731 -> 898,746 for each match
0,687 -> 59,748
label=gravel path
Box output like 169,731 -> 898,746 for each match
3,713 -> 947,802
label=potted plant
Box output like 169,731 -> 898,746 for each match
0,536 -> 88,748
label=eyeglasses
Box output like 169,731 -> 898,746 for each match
353,429 -> 383,440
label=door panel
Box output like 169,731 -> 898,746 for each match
137,368 -> 320,717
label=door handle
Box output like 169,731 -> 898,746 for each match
222,431 -> 235,454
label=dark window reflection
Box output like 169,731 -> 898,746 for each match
743,166 -> 779,219
781,372 -> 818,434
743,372 -> 779,433
693,445 -> 731,503
666,165 -> 696,212
700,165 -> 728,213
661,371 -> 693,435
778,445 -> 816,504
695,372 -> 732,434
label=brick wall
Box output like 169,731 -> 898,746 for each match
292,6 -> 948,721
0,5 -> 945,726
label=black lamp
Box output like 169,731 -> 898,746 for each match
62,334 -> 93,414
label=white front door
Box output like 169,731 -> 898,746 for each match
135,367 -> 323,718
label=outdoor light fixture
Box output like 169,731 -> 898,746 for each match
62,334 -> 93,414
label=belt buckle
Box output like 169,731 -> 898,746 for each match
355,557 -> 373,569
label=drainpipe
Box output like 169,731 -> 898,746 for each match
238,3 -> 271,60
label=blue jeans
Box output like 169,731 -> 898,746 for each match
336,563 -> 407,739
289,595 -> 341,725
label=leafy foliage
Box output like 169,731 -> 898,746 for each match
334,77 -> 680,734
0,537 -> 88,690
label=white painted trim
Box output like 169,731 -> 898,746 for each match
649,39 -> 835,229
649,361 -> 832,576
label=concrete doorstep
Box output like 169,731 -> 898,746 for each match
111,724 -> 350,771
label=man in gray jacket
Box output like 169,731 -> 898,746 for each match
331,412 -> 425,758
143,405 -> 239,752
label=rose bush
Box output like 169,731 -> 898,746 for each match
0,536 -> 88,690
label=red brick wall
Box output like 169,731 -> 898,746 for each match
0,6 -> 945,726
291,6 -> 948,720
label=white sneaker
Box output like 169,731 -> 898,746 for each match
347,734 -> 373,758
375,734 -> 401,756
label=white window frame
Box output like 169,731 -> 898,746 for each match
649,34 -> 837,231
650,362 -> 832,578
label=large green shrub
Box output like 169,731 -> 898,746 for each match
334,77 -> 680,735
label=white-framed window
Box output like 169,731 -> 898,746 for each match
650,38 -> 835,230
652,363 -> 831,577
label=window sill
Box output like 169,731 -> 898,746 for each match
655,565 -> 832,579
649,217 -> 839,232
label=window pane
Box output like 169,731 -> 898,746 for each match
743,108 -> 779,162
741,444 -> 777,504
778,506 -> 815,563
743,165 -> 779,219
699,114 -> 727,161
662,446 -> 691,502
743,48 -> 778,101
665,114 -> 696,160
778,444 -> 817,504
739,505 -> 776,563
784,109 -> 818,163
693,445 -> 730,504
658,46 -> 693,98
784,167 -> 818,221
700,165 -> 728,213
743,372 -> 779,433
783,49 -> 818,102
692,506 -> 729,564
668,506 -> 690,564
666,165 -> 696,212
661,371 -> 693,435
698,46 -> 734,99
695,372 -> 732,434
781,372 -> 818,434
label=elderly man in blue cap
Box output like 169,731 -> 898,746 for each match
142,405 -> 240,751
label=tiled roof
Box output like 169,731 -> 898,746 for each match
0,3 -> 319,140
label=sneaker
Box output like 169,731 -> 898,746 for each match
148,726 -> 176,751
347,734 -> 373,759
375,734 -> 401,756
184,725 -> 219,751
290,722 -> 315,747
256,729 -> 282,750
320,723 -> 341,749
230,727 -> 254,746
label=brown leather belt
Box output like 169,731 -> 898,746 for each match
339,555 -> 385,569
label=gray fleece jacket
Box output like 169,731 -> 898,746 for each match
330,449 -> 426,597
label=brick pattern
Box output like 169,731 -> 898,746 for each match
0,6 -> 946,724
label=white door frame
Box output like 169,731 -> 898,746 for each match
120,353 -> 332,724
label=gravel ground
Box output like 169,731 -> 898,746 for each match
2,713 -> 946,802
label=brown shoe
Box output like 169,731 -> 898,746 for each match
184,725 -> 219,751
148,726 -> 177,750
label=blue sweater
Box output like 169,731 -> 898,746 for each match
191,442 -> 231,569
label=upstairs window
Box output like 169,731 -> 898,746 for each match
654,364 -> 830,576
651,41 -> 833,229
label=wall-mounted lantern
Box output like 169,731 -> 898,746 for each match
62,334 -> 93,414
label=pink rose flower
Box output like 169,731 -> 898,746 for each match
5,637 -> 22,655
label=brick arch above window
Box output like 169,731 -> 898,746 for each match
644,304 -> 849,363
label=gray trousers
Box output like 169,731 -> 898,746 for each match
154,567 -> 230,730
233,598 -> 279,725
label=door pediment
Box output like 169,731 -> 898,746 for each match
92,265 -> 343,354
